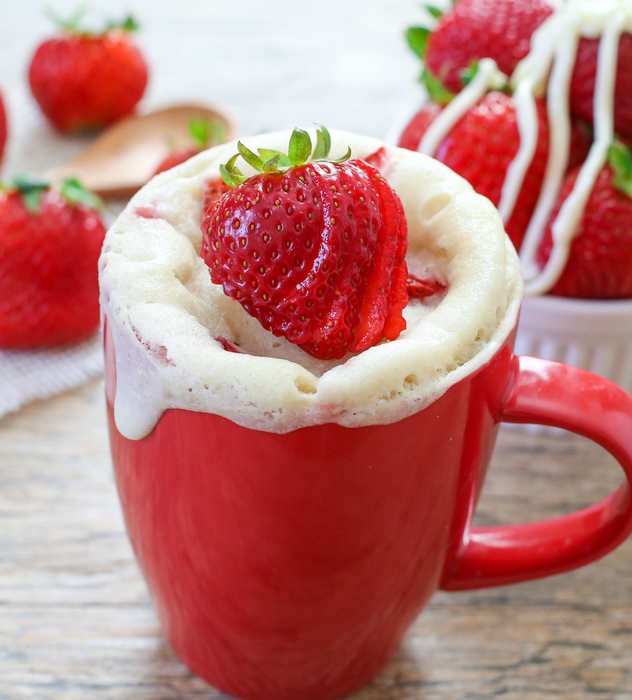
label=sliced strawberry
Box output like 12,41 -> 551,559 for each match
406,274 -> 447,300
351,160 -> 408,348
201,128 -> 409,360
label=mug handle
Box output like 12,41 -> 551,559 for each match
442,355 -> 632,591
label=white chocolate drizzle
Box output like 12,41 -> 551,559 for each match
413,0 -> 632,295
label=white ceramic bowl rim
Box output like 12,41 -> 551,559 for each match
519,294 -> 632,337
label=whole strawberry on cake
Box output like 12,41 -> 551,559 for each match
200,127 -> 410,360
399,0 -> 632,300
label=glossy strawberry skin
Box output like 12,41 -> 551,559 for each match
536,166 -> 632,299
426,0 -> 553,93
398,102 -> 444,152
0,189 -> 106,348
570,34 -> 632,138
28,31 -> 148,133
201,159 -> 408,360
399,92 -> 550,251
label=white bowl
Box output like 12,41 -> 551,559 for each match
514,295 -> 632,434
516,295 -> 632,393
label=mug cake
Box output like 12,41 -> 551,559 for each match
99,128 -> 522,441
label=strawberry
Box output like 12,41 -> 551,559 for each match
569,33 -> 632,139
0,91 -> 7,167
406,0 -> 553,97
535,142 -> 632,299
0,176 -> 106,348
399,91 -> 551,251
202,176 -> 232,213
201,127 -> 408,360
28,10 -> 148,133
398,101 -> 444,152
153,118 -> 227,176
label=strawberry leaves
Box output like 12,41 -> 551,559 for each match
405,23 -> 455,104
609,141 -> 632,198
202,132 -> 409,359
220,126 -> 352,187
47,7 -> 140,37
1,175 -> 102,213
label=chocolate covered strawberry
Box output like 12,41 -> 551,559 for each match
406,0 -> 553,97
536,142 -> 632,299
0,176 -> 106,348
28,10 -> 148,133
201,127 -> 408,360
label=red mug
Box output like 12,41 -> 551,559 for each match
104,315 -> 632,700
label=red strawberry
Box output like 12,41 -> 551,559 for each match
570,33 -> 632,138
0,176 -> 106,348
535,142 -> 632,299
201,127 -> 409,360
406,0 -> 553,97
399,91 -> 551,251
153,118 -> 227,176
0,91 -> 7,167
28,11 -> 148,133
398,101 -> 444,152
202,176 -> 232,213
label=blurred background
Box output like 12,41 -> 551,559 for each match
1,0 -> 426,178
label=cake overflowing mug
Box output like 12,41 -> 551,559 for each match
100,129 -> 632,700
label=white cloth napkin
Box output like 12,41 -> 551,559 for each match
0,334 -> 104,419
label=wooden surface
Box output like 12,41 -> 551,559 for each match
2,378 -> 632,700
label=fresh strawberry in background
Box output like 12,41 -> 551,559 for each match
28,9 -> 148,133
399,91 -> 593,251
569,33 -> 632,138
154,118 -> 227,176
400,91 -> 551,251
0,177 -> 106,348
536,142 -> 632,299
201,127 -> 409,360
406,0 -> 553,98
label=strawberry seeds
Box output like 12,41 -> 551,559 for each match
201,127 -> 409,360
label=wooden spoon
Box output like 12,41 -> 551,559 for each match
45,103 -> 237,199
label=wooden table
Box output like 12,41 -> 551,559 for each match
2,378 -> 631,700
